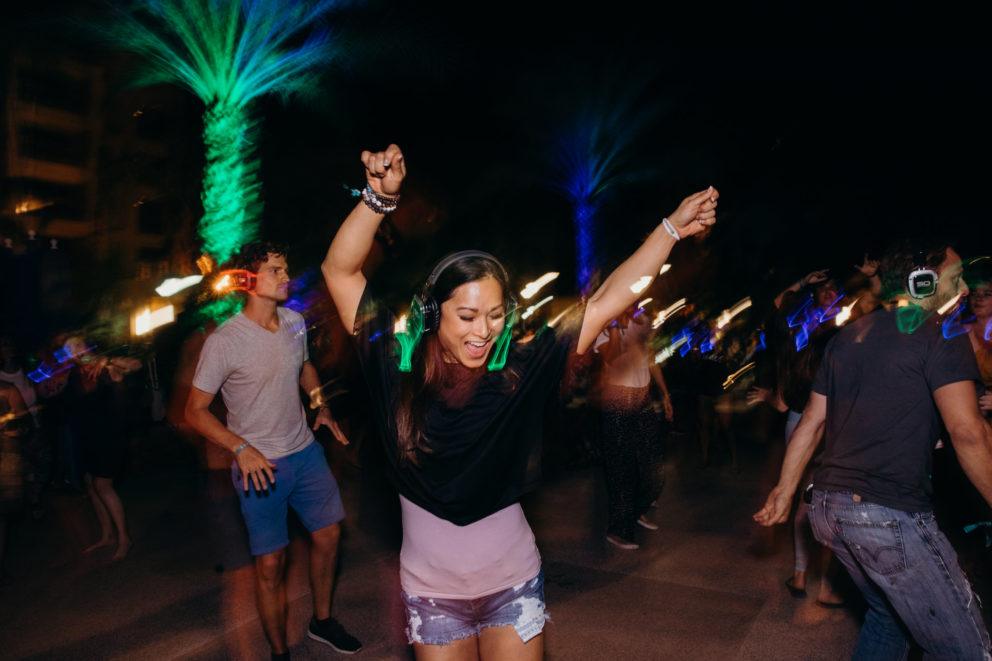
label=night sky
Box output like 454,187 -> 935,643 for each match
5,2 -> 990,306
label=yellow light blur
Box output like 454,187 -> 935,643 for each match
133,304 -> 175,336
637,298 -> 653,309
716,297 -> 752,329
652,298 -> 687,329
213,274 -> 232,292
521,296 -> 553,320
834,297 -> 861,327
655,337 -> 688,364
937,293 -> 962,316
629,276 -> 653,294
659,264 -> 672,275
394,314 -> 408,334
722,361 -> 756,390
520,272 -> 560,300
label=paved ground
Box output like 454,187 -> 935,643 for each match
1,423 -> 987,660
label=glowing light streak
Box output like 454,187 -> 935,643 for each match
196,254 -> 214,275
787,295 -> 813,328
834,297 -> 861,327
716,297 -> 752,329
133,304 -> 176,336
521,296 -> 553,320
937,293 -> 963,316
655,337 -> 688,364
817,292 -> 846,323
652,298 -> 687,329
941,302 -> 969,340
723,362 -> 756,390
394,314 -> 408,335
896,304 -> 927,335
637,298 -> 653,309
795,324 -> 809,351
659,263 -> 672,275
214,274 -> 232,292
155,275 -> 204,297
548,304 -> 580,328
985,318 -> 992,342
629,276 -> 653,294
520,272 -> 560,300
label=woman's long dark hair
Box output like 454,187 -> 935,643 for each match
396,255 -> 515,464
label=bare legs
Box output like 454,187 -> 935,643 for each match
254,523 -> 342,655
413,628 -> 543,661
83,474 -> 130,559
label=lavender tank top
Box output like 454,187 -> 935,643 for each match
398,495 -> 542,599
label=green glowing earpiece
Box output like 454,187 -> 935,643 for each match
396,298 -> 425,373
486,306 -> 516,371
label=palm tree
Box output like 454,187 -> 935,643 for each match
105,0 -> 340,263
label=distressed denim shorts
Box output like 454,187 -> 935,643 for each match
402,570 -> 549,646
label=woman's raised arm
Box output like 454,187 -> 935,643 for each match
322,144 -> 406,332
577,186 -> 719,354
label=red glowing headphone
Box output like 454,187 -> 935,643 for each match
214,269 -> 257,293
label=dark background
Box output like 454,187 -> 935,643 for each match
5,1 -> 989,307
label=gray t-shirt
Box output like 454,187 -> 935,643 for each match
193,308 -> 313,459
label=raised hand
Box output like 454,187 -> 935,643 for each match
361,144 -> 406,197
668,186 -> 719,238
801,269 -> 830,287
855,254 -> 880,278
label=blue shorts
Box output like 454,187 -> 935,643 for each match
231,441 -> 345,556
402,571 -> 549,646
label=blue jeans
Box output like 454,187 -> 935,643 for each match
809,490 -> 991,660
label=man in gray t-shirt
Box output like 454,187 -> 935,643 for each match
186,242 -> 361,656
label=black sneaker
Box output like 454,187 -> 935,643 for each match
307,617 -> 362,654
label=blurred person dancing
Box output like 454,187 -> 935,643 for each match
0,379 -> 29,582
63,336 -> 141,561
755,240 -> 992,660
594,306 -> 672,550
185,242 -> 360,659
323,144 -> 717,660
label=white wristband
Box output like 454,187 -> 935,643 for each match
661,217 -> 681,241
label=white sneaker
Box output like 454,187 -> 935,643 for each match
606,534 -> 640,550
637,515 -> 659,530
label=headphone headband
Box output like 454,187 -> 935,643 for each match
423,250 -> 509,295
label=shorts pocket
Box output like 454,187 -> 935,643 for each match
835,517 -> 907,576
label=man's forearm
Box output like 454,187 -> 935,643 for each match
776,418 -> 825,493
186,408 -> 244,454
300,362 -> 323,409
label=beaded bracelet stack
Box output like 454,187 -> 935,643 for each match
361,184 -> 400,214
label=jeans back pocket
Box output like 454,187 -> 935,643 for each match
835,517 -> 907,576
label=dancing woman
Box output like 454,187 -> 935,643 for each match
322,144 -> 717,660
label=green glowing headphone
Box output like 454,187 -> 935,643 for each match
397,251 -> 517,372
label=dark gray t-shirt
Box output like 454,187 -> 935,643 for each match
192,308 -> 313,459
812,308 -> 982,512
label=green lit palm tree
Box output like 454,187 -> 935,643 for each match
106,0 -> 339,263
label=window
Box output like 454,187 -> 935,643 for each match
17,126 -> 89,167
17,66 -> 92,114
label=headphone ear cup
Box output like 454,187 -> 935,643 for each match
418,295 -> 440,334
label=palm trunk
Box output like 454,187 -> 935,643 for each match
199,102 -> 262,264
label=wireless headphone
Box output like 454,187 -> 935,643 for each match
398,251 -> 517,372
907,249 -> 939,299
214,269 -> 258,293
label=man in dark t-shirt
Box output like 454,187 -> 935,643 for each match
756,242 -> 992,660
